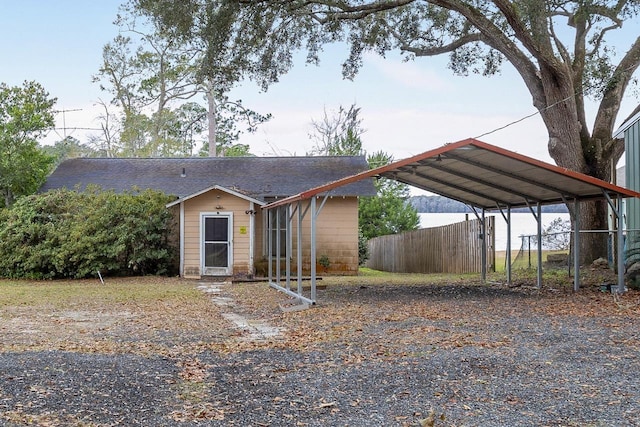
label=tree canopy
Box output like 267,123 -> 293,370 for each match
0,81 -> 55,208
138,0 -> 640,262
360,150 -> 421,241
308,104 -> 365,156
93,2 -> 270,157
307,104 -> 419,247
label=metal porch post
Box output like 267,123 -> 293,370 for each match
537,202 -> 542,289
297,201 -> 303,296
276,206 -> 281,285
267,209 -> 273,282
617,194 -> 625,293
602,190 -> 627,294
573,200 -> 581,291
481,208 -> 487,283
285,204 -> 292,291
506,206 -> 512,285
310,197 -> 317,302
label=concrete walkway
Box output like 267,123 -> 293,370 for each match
196,281 -> 283,341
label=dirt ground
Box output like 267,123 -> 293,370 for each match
1,274 -> 639,426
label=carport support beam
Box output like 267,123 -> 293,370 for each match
267,209 -> 273,281
603,192 -> 626,293
297,201 -> 303,295
497,205 -> 512,285
506,206 -> 512,285
537,202 -> 542,289
481,208 -> 487,283
310,197 -> 317,302
276,206 -> 281,285
285,205 -> 292,291
602,191 -> 626,293
617,194 -> 625,293
573,200 -> 580,291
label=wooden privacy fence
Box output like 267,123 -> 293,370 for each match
366,217 -> 495,274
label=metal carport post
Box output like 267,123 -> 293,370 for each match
261,139 -> 640,303
573,199 -> 581,292
602,192 -> 626,293
266,195 -> 329,305
496,204 -> 512,286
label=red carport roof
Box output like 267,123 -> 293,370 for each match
265,138 -> 640,210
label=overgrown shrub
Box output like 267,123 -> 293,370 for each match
0,188 -> 177,279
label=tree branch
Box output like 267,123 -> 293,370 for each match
400,33 -> 483,56
425,0 -> 546,109
239,0 -> 417,22
596,35 -> 640,155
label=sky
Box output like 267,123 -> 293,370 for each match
1,1 -> 638,166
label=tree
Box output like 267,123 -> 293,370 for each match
94,1 -> 270,157
41,137 -> 97,167
94,29 -> 199,157
0,81 -> 56,208
88,99 -> 123,157
308,103 -> 365,156
308,105 -> 419,240
198,95 -> 271,156
359,151 -> 421,240
144,0 -> 640,263
541,217 -> 572,251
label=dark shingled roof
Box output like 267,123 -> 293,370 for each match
40,156 -> 377,201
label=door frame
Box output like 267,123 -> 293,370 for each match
200,211 -> 233,276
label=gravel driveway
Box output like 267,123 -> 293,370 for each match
1,278 -> 639,426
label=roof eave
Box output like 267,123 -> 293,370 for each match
613,111 -> 640,139
166,185 -> 266,208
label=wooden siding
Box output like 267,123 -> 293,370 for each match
365,217 -> 495,274
309,197 -> 359,274
182,189 -> 256,278
180,191 -> 359,277
257,197 -> 360,275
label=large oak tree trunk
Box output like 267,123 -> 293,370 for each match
575,200 -> 610,265
538,72 -> 612,265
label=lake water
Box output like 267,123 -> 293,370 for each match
419,212 -> 572,251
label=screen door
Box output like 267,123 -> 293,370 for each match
202,214 -> 232,275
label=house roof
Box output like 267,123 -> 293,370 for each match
40,156 -> 377,201
266,138 -> 640,210
613,110 -> 640,139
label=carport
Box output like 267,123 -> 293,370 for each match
264,138 -> 640,304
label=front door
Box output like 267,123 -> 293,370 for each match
202,213 -> 232,276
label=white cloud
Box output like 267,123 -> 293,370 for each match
240,104 -> 551,165
364,53 -> 452,92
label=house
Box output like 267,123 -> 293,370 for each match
40,156 -> 376,278
614,112 -> 640,284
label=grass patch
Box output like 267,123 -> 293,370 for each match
0,277 -> 198,308
0,277 -> 233,355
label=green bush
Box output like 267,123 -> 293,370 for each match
0,188 -> 177,279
